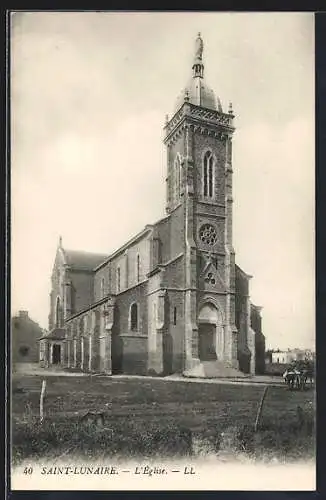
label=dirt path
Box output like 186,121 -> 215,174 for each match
12,363 -> 285,387
13,363 -> 88,377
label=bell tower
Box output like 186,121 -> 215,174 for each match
164,33 -> 239,372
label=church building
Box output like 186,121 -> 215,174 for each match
39,34 -> 265,377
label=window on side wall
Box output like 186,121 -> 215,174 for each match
136,254 -> 140,283
130,303 -> 138,331
117,267 -> 121,293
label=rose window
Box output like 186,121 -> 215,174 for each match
199,224 -> 217,245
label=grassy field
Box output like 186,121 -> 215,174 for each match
11,374 -> 315,463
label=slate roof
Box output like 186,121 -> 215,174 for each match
63,249 -> 109,271
39,328 -> 66,340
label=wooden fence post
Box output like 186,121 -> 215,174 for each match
254,385 -> 268,432
40,379 -> 46,424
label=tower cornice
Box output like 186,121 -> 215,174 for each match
164,103 -> 235,145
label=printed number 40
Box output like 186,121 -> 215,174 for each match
23,467 -> 33,475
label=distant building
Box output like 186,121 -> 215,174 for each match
12,311 -> 43,364
271,348 -> 314,365
271,350 -> 293,365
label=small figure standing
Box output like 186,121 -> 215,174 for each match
194,32 -> 204,61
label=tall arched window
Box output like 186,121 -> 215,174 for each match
130,303 -> 138,331
55,297 -> 61,328
136,254 -> 140,283
117,267 -> 121,293
100,278 -> 105,298
174,155 -> 181,201
108,264 -> 112,293
203,151 -> 214,198
173,307 -> 177,325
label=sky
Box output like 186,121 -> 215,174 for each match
11,12 -> 315,350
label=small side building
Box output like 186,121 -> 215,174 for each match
39,328 -> 66,368
12,310 -> 43,365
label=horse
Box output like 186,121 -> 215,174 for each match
283,368 -> 302,390
299,367 -> 314,389
283,362 -> 314,391
294,360 -> 315,390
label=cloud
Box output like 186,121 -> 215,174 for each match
11,109 -> 166,325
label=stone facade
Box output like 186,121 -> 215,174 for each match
41,34 -> 265,377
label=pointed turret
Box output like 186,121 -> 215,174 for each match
174,33 -> 222,112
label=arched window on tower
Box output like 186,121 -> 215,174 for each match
203,151 -> 214,198
174,155 -> 181,201
130,303 -> 138,331
136,254 -> 140,283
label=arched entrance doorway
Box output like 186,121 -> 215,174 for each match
52,344 -> 61,364
198,303 -> 223,361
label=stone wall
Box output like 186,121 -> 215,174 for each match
112,282 -> 148,375
235,266 -> 251,373
69,269 -> 94,315
169,204 -> 185,259
251,305 -> 265,374
166,290 -> 185,373
94,235 -> 151,301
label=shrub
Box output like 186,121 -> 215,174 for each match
12,415 -> 315,464
11,418 -> 192,464
265,363 -> 288,376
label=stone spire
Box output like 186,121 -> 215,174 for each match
192,32 -> 204,78
174,33 -> 222,113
